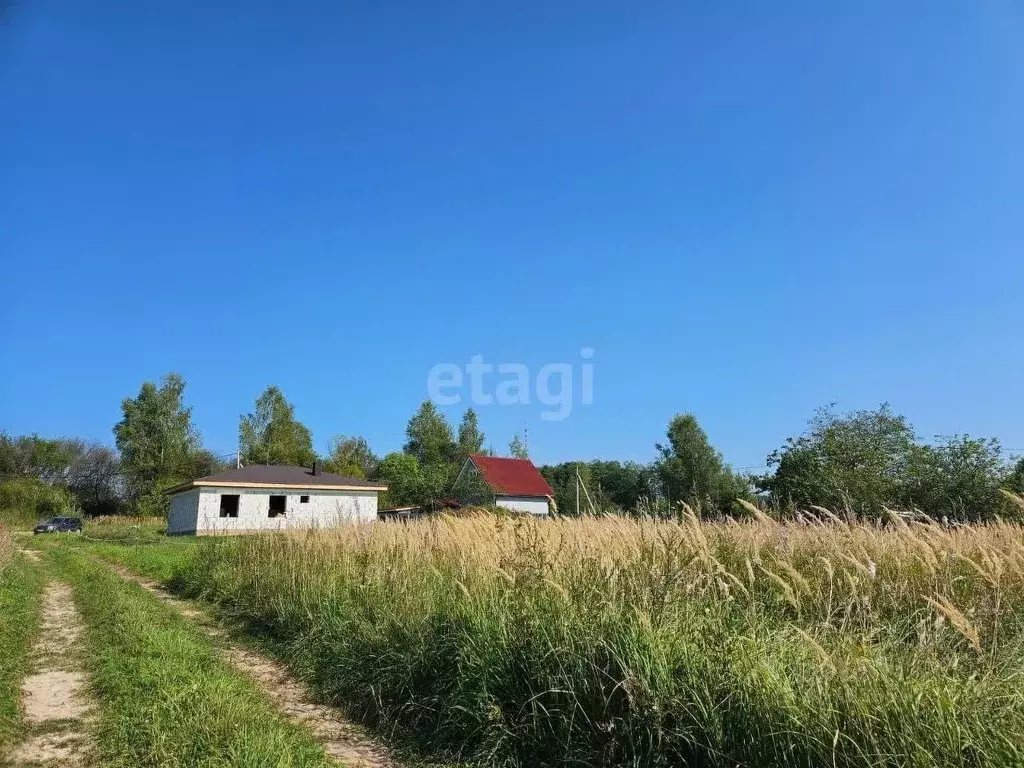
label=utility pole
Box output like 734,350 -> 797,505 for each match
575,464 -> 597,516
575,464 -> 580,517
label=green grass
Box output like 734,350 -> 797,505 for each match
162,516 -> 1024,768
50,515 -> 1024,767
33,515 -> 199,584
81,537 -> 199,584
0,542 -> 44,751
45,546 -> 333,768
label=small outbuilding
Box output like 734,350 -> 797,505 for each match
164,465 -> 387,535
451,454 -> 553,516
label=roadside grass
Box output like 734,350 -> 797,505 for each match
0,525 -> 44,751
84,515 -> 167,542
32,515 -> 199,583
80,537 -> 199,585
45,546 -> 334,768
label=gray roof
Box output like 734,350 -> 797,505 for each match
166,465 -> 386,494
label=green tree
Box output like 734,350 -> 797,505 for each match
376,452 -> 422,508
589,460 -> 656,511
902,436 -> 1011,522
239,386 -> 316,467
0,432 -> 78,483
757,404 -> 917,519
656,413 -> 747,515
323,435 -> 377,478
113,373 -> 200,514
509,433 -> 529,460
540,462 -> 593,516
1006,457 -> 1024,496
456,408 -> 486,460
403,401 -> 456,466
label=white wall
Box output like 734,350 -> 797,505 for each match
495,496 -> 550,516
194,486 -> 379,533
168,489 -> 200,534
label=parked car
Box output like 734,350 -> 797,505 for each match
33,517 -> 83,534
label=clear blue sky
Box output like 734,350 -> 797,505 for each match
2,1 -> 1022,470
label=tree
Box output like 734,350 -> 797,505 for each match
323,435 -> 377,478
756,404 -> 1015,521
239,386 -> 316,467
187,448 -> 232,479
0,432 -> 78,484
113,373 -> 200,514
456,409 -> 486,460
1006,458 -> 1024,496
403,401 -> 456,466
757,404 -> 917,519
540,461 -> 593,517
902,436 -> 1010,522
66,442 -> 124,517
376,452 -> 422,508
509,433 -> 529,460
589,460 -> 656,511
656,413 -> 747,514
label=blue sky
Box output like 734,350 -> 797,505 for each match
2,1 -> 1022,470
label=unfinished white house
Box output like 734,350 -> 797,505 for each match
165,465 -> 387,535
450,454 -> 553,516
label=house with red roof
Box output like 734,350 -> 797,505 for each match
451,454 -> 554,516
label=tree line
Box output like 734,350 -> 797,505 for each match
2,372 -> 1023,523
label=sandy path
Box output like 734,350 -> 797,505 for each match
6,581 -> 95,767
102,562 -> 397,768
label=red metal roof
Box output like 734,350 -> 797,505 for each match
469,455 -> 554,497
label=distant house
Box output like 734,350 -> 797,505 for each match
164,464 -> 387,535
451,454 -> 553,516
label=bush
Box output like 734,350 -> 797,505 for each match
0,477 -> 78,529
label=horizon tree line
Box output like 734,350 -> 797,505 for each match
2,372 -> 1023,522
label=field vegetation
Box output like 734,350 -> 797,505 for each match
106,509 -> 1024,768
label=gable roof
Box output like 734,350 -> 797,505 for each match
468,455 -> 553,498
165,465 -> 387,495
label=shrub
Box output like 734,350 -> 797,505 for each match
0,476 -> 78,529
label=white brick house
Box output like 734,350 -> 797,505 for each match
165,465 -> 387,535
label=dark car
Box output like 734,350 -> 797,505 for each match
33,517 -> 83,534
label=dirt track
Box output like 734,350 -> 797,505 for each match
6,581 -> 95,767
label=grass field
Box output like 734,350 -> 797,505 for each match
73,510 -> 1023,768
10,509 -> 1024,766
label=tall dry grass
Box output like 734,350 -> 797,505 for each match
175,509 -> 1024,767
